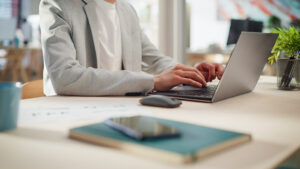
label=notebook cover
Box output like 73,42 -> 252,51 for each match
69,116 -> 251,163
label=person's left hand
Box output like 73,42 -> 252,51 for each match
196,61 -> 225,82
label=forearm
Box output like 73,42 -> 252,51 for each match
48,65 -> 154,96
142,54 -> 177,75
141,32 -> 177,75
43,36 -> 154,96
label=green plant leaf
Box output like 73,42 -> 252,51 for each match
269,26 -> 300,64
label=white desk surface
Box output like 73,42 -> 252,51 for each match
1,76 -> 299,169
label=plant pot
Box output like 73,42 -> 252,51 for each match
295,60 -> 300,87
276,58 -> 299,90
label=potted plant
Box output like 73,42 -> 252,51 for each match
267,15 -> 281,30
268,26 -> 300,90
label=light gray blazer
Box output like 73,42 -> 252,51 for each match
40,0 -> 176,96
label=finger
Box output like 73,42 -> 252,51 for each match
197,62 -> 215,81
175,70 -> 207,86
196,62 -> 209,72
200,71 -> 209,81
215,64 -> 225,80
175,64 -> 202,74
197,64 -> 204,72
217,72 -> 222,80
176,76 -> 203,88
175,64 -> 206,81
201,62 -> 216,82
216,69 -> 223,80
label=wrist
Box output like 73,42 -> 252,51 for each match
153,75 -> 160,92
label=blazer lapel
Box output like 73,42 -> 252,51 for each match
116,1 -> 134,71
82,0 -> 101,66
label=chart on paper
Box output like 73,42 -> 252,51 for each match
19,101 -> 151,125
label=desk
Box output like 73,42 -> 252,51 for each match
0,76 -> 299,169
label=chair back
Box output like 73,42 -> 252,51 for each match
22,80 -> 44,99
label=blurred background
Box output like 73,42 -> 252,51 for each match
1,0 -> 300,83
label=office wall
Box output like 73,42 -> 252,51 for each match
217,0 -> 300,25
187,0 -> 300,52
127,0 -> 159,48
187,0 -> 229,51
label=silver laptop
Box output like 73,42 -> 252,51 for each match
151,32 -> 278,103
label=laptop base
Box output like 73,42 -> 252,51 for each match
150,85 -> 217,103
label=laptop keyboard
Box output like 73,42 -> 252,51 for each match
152,85 -> 217,100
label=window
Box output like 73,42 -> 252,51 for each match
186,0 -> 230,52
0,0 -> 13,18
126,0 -> 159,48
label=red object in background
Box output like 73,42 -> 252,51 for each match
268,0 -> 296,21
251,0 -> 272,16
11,0 -> 19,17
232,0 -> 247,19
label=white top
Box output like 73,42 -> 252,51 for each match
95,0 -> 122,71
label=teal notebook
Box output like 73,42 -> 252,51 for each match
69,116 -> 251,164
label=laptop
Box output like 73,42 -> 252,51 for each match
151,32 -> 278,103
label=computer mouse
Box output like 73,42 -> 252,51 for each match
139,95 -> 182,108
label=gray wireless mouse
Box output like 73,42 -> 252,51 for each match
139,95 -> 182,108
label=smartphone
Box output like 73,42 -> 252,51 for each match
105,116 -> 181,140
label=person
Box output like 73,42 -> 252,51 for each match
39,0 -> 225,96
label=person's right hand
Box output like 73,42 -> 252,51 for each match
153,64 -> 207,92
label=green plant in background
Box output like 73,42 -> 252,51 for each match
267,15 -> 281,29
268,26 -> 300,64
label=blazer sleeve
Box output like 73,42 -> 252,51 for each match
40,0 -> 154,96
141,32 -> 178,75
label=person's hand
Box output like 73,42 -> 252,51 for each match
154,64 -> 207,91
196,61 -> 225,82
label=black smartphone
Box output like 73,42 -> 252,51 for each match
105,116 -> 181,140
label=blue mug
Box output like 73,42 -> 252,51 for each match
0,82 -> 22,131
